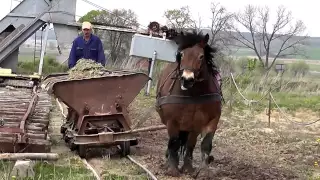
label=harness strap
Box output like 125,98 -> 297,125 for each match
155,93 -> 222,107
156,66 -> 179,99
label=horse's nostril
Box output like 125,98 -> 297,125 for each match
184,77 -> 194,83
182,77 -> 195,88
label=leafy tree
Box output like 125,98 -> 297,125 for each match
78,10 -> 100,23
163,6 -> 195,30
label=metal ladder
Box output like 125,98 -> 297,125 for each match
33,24 -> 47,68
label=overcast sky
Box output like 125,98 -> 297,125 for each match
1,0 -> 319,37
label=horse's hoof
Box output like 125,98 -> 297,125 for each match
165,149 -> 169,159
160,161 -> 169,169
206,155 -> 214,164
180,163 -> 195,174
166,166 -> 180,177
192,169 -> 201,179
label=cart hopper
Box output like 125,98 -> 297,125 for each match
41,70 -> 150,157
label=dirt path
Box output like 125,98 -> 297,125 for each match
48,94 -> 320,180
128,98 -> 320,180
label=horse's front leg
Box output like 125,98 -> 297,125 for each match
194,117 -> 219,178
165,119 -> 181,177
180,132 -> 198,175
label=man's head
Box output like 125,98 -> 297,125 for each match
82,21 -> 92,38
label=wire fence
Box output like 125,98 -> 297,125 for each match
229,72 -> 320,126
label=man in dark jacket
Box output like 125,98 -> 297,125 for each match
68,21 -> 106,69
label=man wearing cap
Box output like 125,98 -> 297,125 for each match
68,21 -> 106,69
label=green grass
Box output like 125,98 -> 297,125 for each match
31,162 -> 95,180
14,52 -> 320,113
18,55 -> 36,62
309,64 -> 320,71
244,91 -> 320,111
0,161 -> 14,180
0,159 -> 95,180
17,55 -> 68,75
101,158 -> 148,180
298,47 -> 320,60
18,48 -> 59,60
231,47 -> 320,60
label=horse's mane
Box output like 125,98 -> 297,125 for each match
173,30 -> 219,76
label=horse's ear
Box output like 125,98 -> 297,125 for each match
176,51 -> 182,63
199,33 -> 209,47
172,36 -> 180,45
204,33 -> 209,44
173,31 -> 183,45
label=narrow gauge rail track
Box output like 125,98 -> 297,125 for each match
78,137 -> 159,180
0,79 -> 52,153
81,153 -> 158,180
43,72 -> 160,180
54,98 -> 158,180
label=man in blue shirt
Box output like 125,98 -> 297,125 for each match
68,21 -> 106,69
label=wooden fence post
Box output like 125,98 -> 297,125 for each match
268,88 -> 272,127
229,76 -> 233,112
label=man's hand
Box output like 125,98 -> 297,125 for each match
68,40 -> 77,69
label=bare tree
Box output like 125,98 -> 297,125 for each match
191,13 -> 202,33
230,5 -> 308,71
202,2 -> 235,74
208,2 -> 234,48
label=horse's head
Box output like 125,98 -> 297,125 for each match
174,31 -> 213,91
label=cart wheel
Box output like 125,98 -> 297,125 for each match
60,126 -> 66,134
63,134 -> 69,143
120,141 -> 130,156
130,139 -> 138,146
69,139 -> 76,151
78,145 -> 87,158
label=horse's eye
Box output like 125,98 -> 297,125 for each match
176,51 -> 183,62
199,55 -> 204,60
179,52 -> 184,60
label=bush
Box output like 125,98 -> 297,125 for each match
236,57 -> 249,73
289,60 -> 310,77
235,57 -> 265,75
17,56 -> 68,75
214,54 -> 236,76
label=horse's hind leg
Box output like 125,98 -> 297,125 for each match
165,121 -> 181,177
180,132 -> 197,174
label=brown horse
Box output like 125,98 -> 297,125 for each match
155,30 -> 223,177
